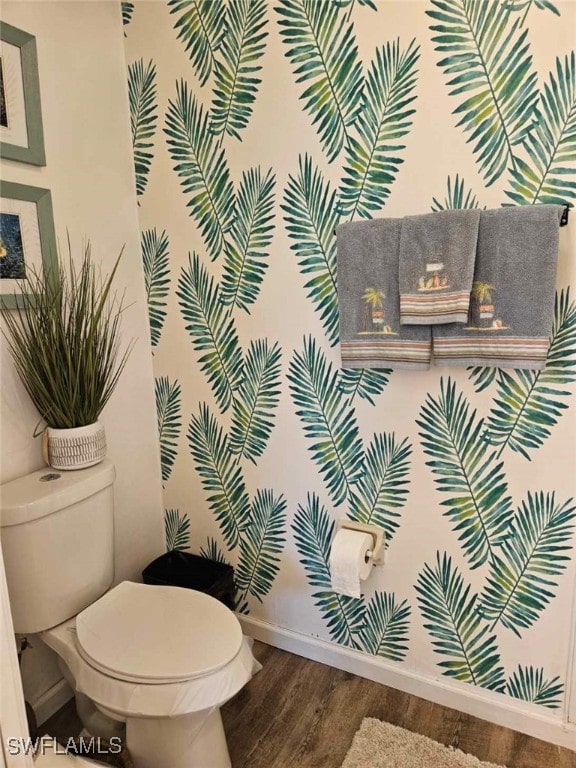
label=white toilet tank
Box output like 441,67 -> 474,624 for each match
0,460 -> 115,634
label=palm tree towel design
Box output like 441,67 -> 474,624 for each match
433,205 -> 564,369
360,288 -> 397,335
467,282 -> 508,330
336,218 -> 432,370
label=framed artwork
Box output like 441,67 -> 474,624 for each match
0,22 -> 45,165
0,181 -> 57,308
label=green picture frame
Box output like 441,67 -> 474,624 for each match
0,181 -> 57,309
0,22 -> 46,165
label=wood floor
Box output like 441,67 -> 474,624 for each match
43,641 -> 576,768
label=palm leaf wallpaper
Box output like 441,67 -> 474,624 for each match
155,376 -> 182,485
288,336 -> 364,506
164,507 -> 191,550
177,252 -> 244,412
506,52 -> 576,206
347,432 -> 411,543
125,0 -> 576,721
229,338 -> 282,462
507,665 -> 564,708
416,552 -> 507,691
276,0 -> 363,162
282,154 -> 341,346
221,166 -> 276,312
482,288 -> 576,459
142,228 -> 171,348
210,0 -> 268,140
427,0 -> 538,187
478,492 -> 576,636
128,58 -> 158,198
121,2 -> 134,29
168,0 -> 226,86
235,488 -> 287,610
337,38 -> 420,219
165,82 -> 235,260
418,378 -> 514,568
338,367 -> 391,406
431,174 -> 481,212
188,402 -> 251,549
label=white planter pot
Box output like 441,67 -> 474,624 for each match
46,421 -> 106,470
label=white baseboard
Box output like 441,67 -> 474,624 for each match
31,678 -> 73,727
239,615 -> 576,752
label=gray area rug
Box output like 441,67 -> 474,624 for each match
341,718 -> 507,768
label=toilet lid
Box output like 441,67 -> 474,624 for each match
76,581 -> 243,684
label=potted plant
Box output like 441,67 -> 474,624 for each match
1,239 -> 132,470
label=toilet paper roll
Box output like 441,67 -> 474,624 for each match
329,529 -> 374,598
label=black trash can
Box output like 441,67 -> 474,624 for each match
142,550 -> 236,610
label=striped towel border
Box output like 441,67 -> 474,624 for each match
433,336 -> 549,367
400,291 -> 471,325
341,339 -> 432,370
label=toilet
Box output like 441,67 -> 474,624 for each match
0,461 -> 259,768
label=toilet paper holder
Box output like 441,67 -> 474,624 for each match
337,521 -> 385,565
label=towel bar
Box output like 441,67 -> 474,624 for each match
333,204 -> 571,234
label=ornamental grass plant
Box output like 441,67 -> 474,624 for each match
1,239 -> 133,429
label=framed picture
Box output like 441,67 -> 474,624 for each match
0,181 -> 57,308
0,22 -> 45,165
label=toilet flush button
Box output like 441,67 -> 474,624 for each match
76,581 -> 243,683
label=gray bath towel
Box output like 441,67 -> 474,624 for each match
399,209 -> 481,324
433,205 -> 563,369
337,218 -> 432,370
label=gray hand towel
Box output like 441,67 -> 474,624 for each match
399,209 -> 481,324
433,205 -> 563,369
337,218 -> 432,370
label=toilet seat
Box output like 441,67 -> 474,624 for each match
75,581 -> 243,684
41,586 -> 260,720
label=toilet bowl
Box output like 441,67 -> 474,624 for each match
0,463 -> 260,768
40,581 -> 259,768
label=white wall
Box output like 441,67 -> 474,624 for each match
0,1 -> 164,715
